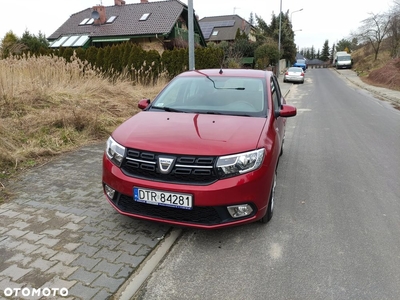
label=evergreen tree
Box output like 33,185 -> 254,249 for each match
320,40 -> 330,61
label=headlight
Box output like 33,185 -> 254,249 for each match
106,137 -> 126,167
216,149 -> 265,178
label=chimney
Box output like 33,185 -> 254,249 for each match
114,0 -> 126,5
140,0 -> 149,3
93,5 -> 107,25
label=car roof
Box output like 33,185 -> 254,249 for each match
177,69 -> 273,79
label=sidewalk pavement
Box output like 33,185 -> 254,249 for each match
0,145 -> 172,300
1,68 -> 398,300
334,69 -> 400,106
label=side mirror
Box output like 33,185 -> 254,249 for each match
278,104 -> 297,118
138,98 -> 150,110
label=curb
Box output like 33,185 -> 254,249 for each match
114,227 -> 183,299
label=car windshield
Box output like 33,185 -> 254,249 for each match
296,60 -> 306,64
338,56 -> 351,61
150,76 -> 267,117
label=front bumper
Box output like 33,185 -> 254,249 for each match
102,154 -> 272,229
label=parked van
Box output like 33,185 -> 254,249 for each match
334,51 -> 353,69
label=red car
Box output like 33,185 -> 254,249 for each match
102,69 -> 296,229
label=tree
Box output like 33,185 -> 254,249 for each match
0,31 -> 23,58
20,30 -> 49,55
330,43 -> 336,63
248,12 -> 255,26
388,2 -> 400,58
254,39 -> 279,69
356,12 -> 392,60
320,40 -> 330,61
336,39 -> 352,52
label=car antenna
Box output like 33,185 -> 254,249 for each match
219,68 -> 223,74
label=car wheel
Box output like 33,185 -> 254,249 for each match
260,170 -> 276,223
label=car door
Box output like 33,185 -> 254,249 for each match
270,76 -> 285,149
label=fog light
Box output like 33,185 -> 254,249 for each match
227,204 -> 253,218
104,185 -> 116,200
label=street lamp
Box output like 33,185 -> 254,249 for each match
290,8 -> 303,23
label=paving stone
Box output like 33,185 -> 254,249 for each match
92,260 -> 124,277
31,246 -> 58,259
9,220 -> 30,230
93,248 -> 123,262
40,229 -> 65,237
50,252 -> 79,265
93,288 -> 112,300
22,232 -> 46,242
61,222 -> 81,231
30,257 -> 58,272
75,244 -> 99,257
14,213 -> 35,221
68,282 -> 102,300
0,265 -> 32,281
115,252 -> 145,267
68,268 -> 101,285
117,241 -> 142,255
66,214 -> 87,223
70,255 -> 101,271
5,253 -> 33,266
7,228 -> 28,238
15,241 -> 42,254
35,236 -> 60,247
0,237 -> 22,249
81,234 -> 102,246
40,276 -> 77,293
46,262 -> 79,279
0,209 -> 20,218
92,273 -> 125,292
63,242 -> 81,251
96,237 -> 122,250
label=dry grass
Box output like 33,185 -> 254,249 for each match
352,42 -> 400,92
0,54 -> 167,201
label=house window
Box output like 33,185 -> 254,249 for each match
86,18 -> 94,25
79,18 -> 90,25
107,16 -> 117,23
212,30 -> 218,36
139,13 -> 151,21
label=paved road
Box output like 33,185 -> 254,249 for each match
0,69 -> 398,299
133,68 -> 400,299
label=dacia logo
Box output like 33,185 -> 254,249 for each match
158,157 -> 176,174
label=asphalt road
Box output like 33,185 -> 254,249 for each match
134,68 -> 400,300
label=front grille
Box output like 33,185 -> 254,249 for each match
115,194 -> 225,225
121,149 -> 218,184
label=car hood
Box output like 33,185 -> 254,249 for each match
112,111 -> 267,155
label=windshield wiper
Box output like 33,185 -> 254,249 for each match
151,106 -> 186,113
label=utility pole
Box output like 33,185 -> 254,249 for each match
188,0 -> 195,70
277,0 -> 282,77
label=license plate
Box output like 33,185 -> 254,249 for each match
133,187 -> 193,210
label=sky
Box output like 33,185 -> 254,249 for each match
0,0 -> 394,51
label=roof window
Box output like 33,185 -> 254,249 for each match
139,13 -> 151,21
107,16 -> 117,23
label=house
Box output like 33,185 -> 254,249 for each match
198,15 -> 256,44
47,0 -> 206,53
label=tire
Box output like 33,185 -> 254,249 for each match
260,170 -> 276,223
